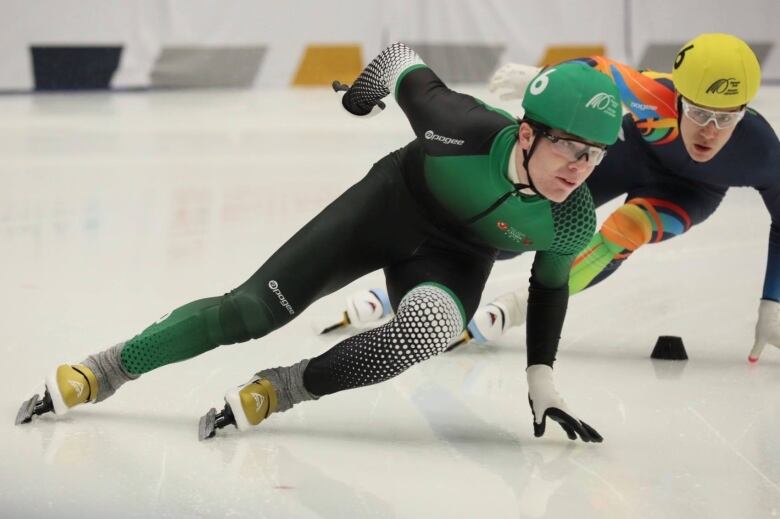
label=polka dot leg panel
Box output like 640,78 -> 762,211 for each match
329,284 -> 464,391
121,315 -> 213,375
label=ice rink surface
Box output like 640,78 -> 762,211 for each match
2,84 -> 780,518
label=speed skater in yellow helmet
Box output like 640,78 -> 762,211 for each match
673,33 -> 761,109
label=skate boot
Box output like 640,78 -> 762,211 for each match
446,288 -> 528,351
313,288 -> 392,335
199,360 -> 317,440
16,364 -> 98,425
16,342 -> 136,425
199,377 -> 279,440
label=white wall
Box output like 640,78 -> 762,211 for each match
0,0 -> 777,90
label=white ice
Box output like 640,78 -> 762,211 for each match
2,85 -> 780,519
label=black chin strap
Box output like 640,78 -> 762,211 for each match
518,132 -> 544,197
463,125 -> 548,225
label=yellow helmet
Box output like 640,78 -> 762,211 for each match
672,33 -> 761,108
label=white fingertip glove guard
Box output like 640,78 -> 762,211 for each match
488,63 -> 542,101
526,364 -> 602,443
749,299 -> 780,363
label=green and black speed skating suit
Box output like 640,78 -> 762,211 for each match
116,43 -> 595,397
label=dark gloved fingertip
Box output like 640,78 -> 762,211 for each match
332,80 -> 349,92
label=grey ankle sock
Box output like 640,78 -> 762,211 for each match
81,342 -> 139,402
256,359 -> 318,413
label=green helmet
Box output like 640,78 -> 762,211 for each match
522,62 -> 622,145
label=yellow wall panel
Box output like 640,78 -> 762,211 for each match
293,45 -> 363,86
538,45 -> 605,66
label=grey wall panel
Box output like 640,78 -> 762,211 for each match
150,47 -> 267,88
639,42 -> 773,73
407,43 -> 505,83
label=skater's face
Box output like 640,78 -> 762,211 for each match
517,122 -> 603,203
679,97 -> 743,162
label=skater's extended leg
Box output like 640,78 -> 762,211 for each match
121,151 -> 420,378
304,283 -> 466,395
18,278 -> 283,423
201,242 -> 494,438
19,148 -> 429,423
201,283 -> 467,438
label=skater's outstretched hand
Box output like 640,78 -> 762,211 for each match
749,299 -> 780,363
488,63 -> 541,101
526,364 -> 603,443
332,80 -> 386,117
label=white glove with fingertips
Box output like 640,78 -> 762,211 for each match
527,364 -> 602,443
488,63 -> 542,100
749,299 -> 780,363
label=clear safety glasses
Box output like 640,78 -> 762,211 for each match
681,97 -> 745,129
539,129 -> 607,165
